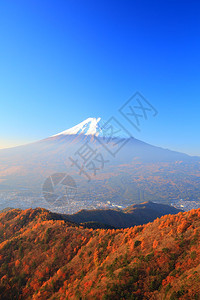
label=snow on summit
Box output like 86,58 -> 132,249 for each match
53,117 -> 102,136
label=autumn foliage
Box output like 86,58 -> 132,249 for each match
0,207 -> 200,299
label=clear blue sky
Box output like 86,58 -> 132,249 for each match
0,0 -> 200,155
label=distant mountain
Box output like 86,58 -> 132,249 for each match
0,207 -> 200,299
65,201 -> 183,228
52,117 -> 104,137
0,117 -> 200,212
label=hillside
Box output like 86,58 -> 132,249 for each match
0,208 -> 200,299
65,201 -> 182,228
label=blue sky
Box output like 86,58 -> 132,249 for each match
0,0 -> 200,155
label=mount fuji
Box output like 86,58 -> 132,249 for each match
46,117 -> 195,162
53,117 -> 103,136
0,117 -> 199,213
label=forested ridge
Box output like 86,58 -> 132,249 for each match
0,207 -> 200,299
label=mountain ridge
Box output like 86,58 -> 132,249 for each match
65,201 -> 183,228
0,201 -> 182,229
0,206 -> 200,299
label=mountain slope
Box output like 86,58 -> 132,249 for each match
0,207 -> 200,299
52,117 -> 102,136
0,117 -> 200,213
65,201 -> 182,228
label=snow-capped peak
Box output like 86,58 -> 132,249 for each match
53,117 -> 102,137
